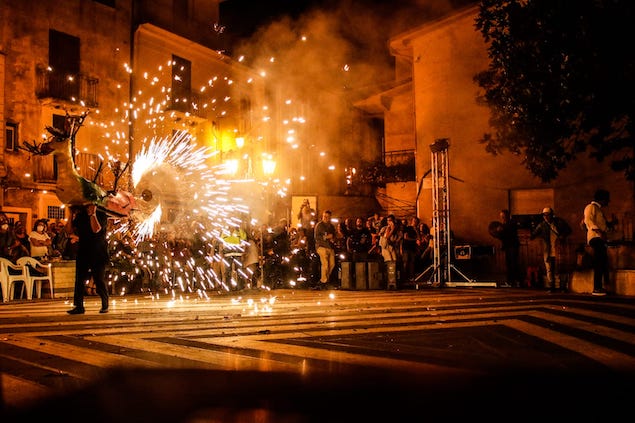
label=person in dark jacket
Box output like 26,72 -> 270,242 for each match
491,209 -> 522,287
530,207 -> 571,291
67,204 -> 109,314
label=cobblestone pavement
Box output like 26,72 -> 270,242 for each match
1,288 -> 634,422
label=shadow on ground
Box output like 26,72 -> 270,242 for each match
2,367 -> 632,422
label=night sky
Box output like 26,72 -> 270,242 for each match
220,0 -> 479,42
220,0 -> 327,40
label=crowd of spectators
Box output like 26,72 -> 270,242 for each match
0,212 -> 77,263
0,208 -> 439,296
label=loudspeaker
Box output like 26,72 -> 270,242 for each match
355,262 -> 368,290
367,261 -> 383,289
341,262 -> 354,289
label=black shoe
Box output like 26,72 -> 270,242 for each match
312,283 -> 326,290
67,307 -> 85,315
99,308 -> 109,314
592,289 -> 607,296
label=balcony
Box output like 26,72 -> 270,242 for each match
163,91 -> 210,125
351,149 -> 416,187
31,153 -> 104,185
384,149 -> 416,182
36,67 -> 99,108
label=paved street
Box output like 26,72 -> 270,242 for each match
1,287 -> 634,422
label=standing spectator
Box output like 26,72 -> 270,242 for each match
418,219 -> 431,238
0,214 -> 20,260
347,217 -> 371,261
291,227 -> 308,251
297,199 -> 316,251
29,219 -> 52,260
367,216 -> 381,258
344,217 -> 355,237
67,204 -> 110,315
290,227 -> 312,287
379,214 -> 402,287
46,220 -> 59,256
272,218 -> 290,257
371,212 -> 383,234
243,231 -> 261,289
63,223 -> 80,260
530,207 -> 572,292
13,221 -> 31,260
334,220 -> 348,257
52,220 -> 70,258
314,210 -> 336,290
417,219 -> 433,269
401,217 -> 420,284
288,227 -> 299,249
221,224 -> 248,290
583,189 -> 616,296
491,209 -> 522,287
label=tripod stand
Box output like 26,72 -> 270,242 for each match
414,139 -> 496,288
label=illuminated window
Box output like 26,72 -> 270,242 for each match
47,205 -> 65,221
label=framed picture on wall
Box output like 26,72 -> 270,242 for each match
291,196 -> 317,229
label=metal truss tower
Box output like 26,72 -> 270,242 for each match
416,139 -> 496,287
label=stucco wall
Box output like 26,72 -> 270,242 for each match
406,8 -> 634,247
2,0 -> 132,214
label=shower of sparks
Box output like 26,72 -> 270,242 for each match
106,131 -> 308,300
36,29 -> 353,301
130,130 -> 219,242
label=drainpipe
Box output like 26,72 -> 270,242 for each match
127,0 -> 136,192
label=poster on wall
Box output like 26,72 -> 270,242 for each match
291,196 -> 317,229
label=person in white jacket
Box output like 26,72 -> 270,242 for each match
583,189 -> 616,296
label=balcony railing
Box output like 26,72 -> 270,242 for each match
31,155 -> 56,184
352,149 -> 416,187
166,91 -> 207,119
35,67 -> 99,107
31,153 -> 103,185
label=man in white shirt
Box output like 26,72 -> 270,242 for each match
583,189 -> 615,296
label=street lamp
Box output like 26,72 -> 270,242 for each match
262,155 -> 276,176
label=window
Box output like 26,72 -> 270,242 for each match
47,205 -> 65,221
171,54 -> 192,113
5,122 -> 18,151
49,30 -> 80,100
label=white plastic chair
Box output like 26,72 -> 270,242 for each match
17,257 -> 54,300
0,257 -> 28,302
